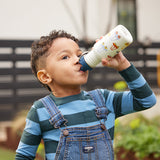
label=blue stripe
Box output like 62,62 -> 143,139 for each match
105,91 -> 115,112
46,153 -> 56,160
105,113 -> 115,129
37,108 -> 50,121
16,141 -> 38,157
38,99 -> 97,121
24,119 -> 41,135
121,91 -> 134,114
127,74 -> 146,90
134,93 -> 157,108
43,129 -> 60,140
59,99 -> 96,115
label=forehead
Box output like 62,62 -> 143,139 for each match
49,37 -> 79,53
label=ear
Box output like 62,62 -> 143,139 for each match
37,69 -> 52,85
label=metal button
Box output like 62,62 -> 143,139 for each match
63,129 -> 69,136
101,124 -> 106,130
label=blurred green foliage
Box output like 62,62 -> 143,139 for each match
114,115 -> 160,159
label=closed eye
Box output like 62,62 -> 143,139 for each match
77,50 -> 83,58
77,54 -> 82,58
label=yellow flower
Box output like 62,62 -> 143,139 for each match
129,118 -> 140,130
113,81 -> 127,91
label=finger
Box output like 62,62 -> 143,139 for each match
101,58 -> 109,66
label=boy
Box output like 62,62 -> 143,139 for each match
15,30 -> 156,160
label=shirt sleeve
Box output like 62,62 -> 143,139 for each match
15,105 -> 42,160
104,64 -> 157,118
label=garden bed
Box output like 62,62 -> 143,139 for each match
114,114 -> 160,160
116,147 -> 160,160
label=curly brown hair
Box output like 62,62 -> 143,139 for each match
31,30 -> 79,91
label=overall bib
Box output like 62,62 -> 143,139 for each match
41,89 -> 114,160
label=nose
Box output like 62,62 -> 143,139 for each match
74,55 -> 80,65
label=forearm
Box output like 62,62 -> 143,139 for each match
119,64 -> 156,110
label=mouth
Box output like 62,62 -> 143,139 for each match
79,70 -> 85,73
77,64 -> 88,73
78,66 -> 85,72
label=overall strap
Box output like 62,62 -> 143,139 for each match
40,95 -> 67,128
88,89 -> 108,120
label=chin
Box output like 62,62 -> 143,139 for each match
71,77 -> 88,86
73,81 -> 87,86
80,80 -> 88,85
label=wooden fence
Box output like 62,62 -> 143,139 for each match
0,40 -> 159,121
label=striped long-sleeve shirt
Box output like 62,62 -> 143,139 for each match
15,64 -> 156,160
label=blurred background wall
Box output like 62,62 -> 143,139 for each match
0,0 -> 159,42
0,0 -> 160,119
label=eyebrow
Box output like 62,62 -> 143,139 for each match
56,49 -> 82,56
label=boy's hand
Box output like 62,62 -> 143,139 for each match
101,51 -> 131,71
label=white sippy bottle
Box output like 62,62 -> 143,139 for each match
79,25 -> 133,71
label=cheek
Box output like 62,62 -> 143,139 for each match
47,63 -> 64,77
51,68 -> 71,80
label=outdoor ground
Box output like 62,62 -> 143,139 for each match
0,147 -> 15,160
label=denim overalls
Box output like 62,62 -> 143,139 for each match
41,89 -> 114,160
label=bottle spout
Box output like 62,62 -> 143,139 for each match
79,55 -> 93,71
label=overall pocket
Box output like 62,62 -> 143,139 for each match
62,132 -> 113,160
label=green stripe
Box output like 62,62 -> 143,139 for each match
133,98 -> 147,111
119,64 -> 140,82
131,83 -> 152,99
40,120 -> 55,132
64,110 -> 98,126
34,100 -> 44,109
40,110 -> 99,132
49,92 -> 86,106
104,89 -> 110,102
27,107 -> 39,123
44,140 -> 58,153
21,130 -> 41,145
113,92 -> 123,118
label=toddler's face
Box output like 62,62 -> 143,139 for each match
45,37 -> 89,88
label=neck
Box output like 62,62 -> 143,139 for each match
51,85 -> 81,97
